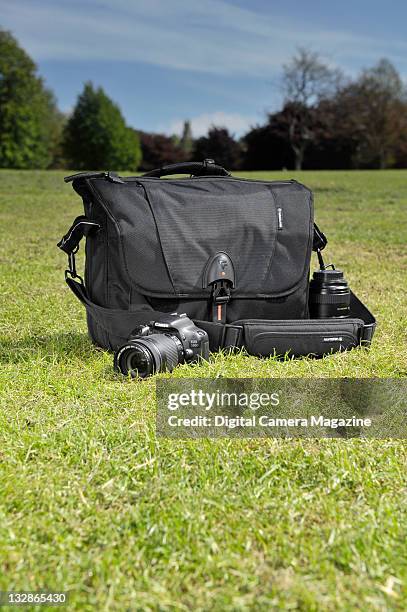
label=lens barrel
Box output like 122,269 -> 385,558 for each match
309,269 -> 351,318
114,334 -> 183,378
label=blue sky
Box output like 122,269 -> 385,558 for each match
2,0 -> 407,137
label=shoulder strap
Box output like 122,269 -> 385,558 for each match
312,222 -> 327,252
58,217 -> 374,353
64,274 -> 375,353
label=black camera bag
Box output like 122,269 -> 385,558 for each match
58,160 -> 375,358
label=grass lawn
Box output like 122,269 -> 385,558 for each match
0,169 -> 406,610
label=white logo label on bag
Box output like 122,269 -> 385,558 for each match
323,337 -> 343,342
277,207 -> 283,229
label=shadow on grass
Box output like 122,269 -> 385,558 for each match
0,332 -> 105,365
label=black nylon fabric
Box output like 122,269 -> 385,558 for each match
78,175 -> 312,298
140,178 -> 312,296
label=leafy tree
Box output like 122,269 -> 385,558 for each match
242,120 -> 293,170
138,131 -> 187,171
180,120 -> 193,157
281,48 -> 342,170
273,102 -> 320,170
47,109 -> 68,169
0,29 -> 61,169
63,82 -> 141,170
193,127 -> 242,169
302,113 -> 356,169
393,127 -> 407,168
335,59 -> 407,168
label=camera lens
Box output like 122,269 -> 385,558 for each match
309,269 -> 351,318
125,344 -> 156,378
114,334 -> 183,378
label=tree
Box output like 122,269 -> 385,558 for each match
0,29 -> 61,169
281,48 -> 342,170
138,131 -> 187,171
47,109 -> 68,169
193,127 -> 242,169
242,120 -> 293,170
335,59 -> 407,168
180,120 -> 193,157
63,82 -> 141,170
301,98 -> 357,169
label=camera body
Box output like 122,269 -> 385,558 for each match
114,313 -> 209,378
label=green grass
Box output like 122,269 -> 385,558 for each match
0,169 -> 406,610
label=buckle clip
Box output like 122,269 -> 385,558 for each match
313,223 -> 328,252
203,252 -> 235,323
210,280 -> 232,323
64,246 -> 84,284
212,280 -> 231,304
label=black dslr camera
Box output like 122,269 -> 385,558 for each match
114,313 -> 209,378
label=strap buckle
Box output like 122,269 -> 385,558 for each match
64,246 -> 84,284
210,280 -> 232,323
59,216 -> 100,285
57,216 -> 100,254
313,223 -> 327,252
212,280 -> 231,304
222,323 -> 244,350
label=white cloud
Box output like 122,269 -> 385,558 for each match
164,112 -> 258,138
2,0 -> 407,78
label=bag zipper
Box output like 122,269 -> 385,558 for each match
135,176 -> 298,187
255,330 -> 357,340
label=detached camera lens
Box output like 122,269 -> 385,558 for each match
309,269 -> 351,318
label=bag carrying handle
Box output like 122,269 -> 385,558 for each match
142,159 -> 231,178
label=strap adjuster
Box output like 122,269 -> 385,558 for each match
57,216 -> 100,254
58,216 -> 100,285
313,223 -> 327,252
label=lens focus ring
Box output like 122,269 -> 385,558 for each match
309,292 -> 351,304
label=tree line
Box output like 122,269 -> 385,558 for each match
1,30 -> 406,171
